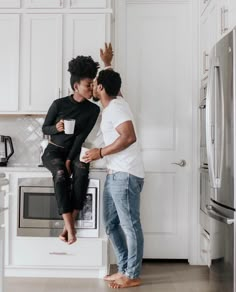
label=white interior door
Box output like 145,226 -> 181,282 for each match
117,1 -> 192,258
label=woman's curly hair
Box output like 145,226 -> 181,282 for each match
68,56 -> 99,90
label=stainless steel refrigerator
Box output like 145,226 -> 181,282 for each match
206,27 -> 236,292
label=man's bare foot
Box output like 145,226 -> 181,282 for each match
108,275 -> 141,289
59,227 -> 68,242
104,272 -> 124,281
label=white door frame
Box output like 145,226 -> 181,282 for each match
113,0 -> 200,265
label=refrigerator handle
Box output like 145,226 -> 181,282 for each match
206,205 -> 234,225
206,59 -> 217,188
215,61 -> 225,188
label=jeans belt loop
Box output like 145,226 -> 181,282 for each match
107,169 -> 117,175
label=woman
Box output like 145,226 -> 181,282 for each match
42,55 -> 100,245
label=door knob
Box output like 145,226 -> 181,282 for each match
171,159 -> 186,167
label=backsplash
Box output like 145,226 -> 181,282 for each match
0,116 -> 45,166
0,115 -> 106,168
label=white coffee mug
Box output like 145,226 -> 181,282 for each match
80,147 -> 89,162
64,119 -> 75,134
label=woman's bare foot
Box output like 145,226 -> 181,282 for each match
108,276 -> 141,289
59,227 -> 68,242
103,272 -> 124,281
67,230 -> 77,245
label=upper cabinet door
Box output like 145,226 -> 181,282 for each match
200,0 -> 212,15
20,14 -> 62,112
0,15 -> 19,112
69,0 -> 106,9
218,0 -> 229,38
63,14 -> 107,95
0,0 -> 20,8
229,0 -> 236,29
25,0 -> 63,8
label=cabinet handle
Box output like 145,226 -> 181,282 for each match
58,88 -> 61,98
68,88 -> 70,96
60,0 -> 63,7
221,7 -> 228,34
0,224 -> 5,229
203,0 -> 208,3
203,51 -> 209,73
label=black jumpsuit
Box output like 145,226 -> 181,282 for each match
42,95 -> 100,215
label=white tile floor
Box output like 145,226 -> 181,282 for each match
5,261 -> 218,292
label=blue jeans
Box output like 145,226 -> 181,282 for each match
103,171 -> 144,279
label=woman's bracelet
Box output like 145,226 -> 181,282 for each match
99,148 -> 103,158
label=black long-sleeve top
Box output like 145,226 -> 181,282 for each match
42,95 -> 100,161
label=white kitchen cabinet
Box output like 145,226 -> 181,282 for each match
63,14 -> 107,96
0,2 -> 111,114
20,13 -> 107,111
0,193 -> 4,292
200,13 -> 209,78
20,14 -> 63,112
200,0 -> 217,79
200,228 -> 211,266
229,0 -> 236,29
0,15 -> 19,112
0,225 -> 4,292
25,0 -> 63,8
218,0 -> 229,37
0,0 -> 20,8
4,169 -> 108,278
69,0 -> 106,9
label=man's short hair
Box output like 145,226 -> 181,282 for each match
97,70 -> 121,96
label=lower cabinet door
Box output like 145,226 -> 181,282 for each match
200,228 -> 211,267
0,225 -> 5,292
11,238 -> 106,267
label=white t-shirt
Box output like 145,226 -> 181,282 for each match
101,96 -> 144,178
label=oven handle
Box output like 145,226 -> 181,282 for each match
206,205 -> 234,225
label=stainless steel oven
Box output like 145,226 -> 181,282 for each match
17,177 -> 99,237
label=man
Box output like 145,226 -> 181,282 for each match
84,69 -> 145,289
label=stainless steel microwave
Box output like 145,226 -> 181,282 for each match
17,177 -> 99,237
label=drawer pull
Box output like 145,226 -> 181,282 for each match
0,224 -> 5,228
49,252 -> 68,255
